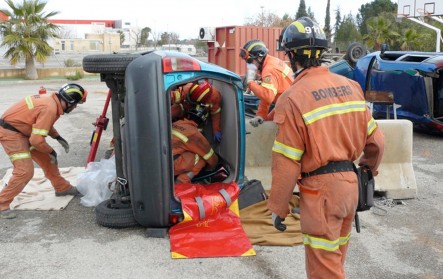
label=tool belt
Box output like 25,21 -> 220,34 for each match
301,161 -> 354,178
0,119 -> 20,133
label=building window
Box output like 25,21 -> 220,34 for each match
70,41 -> 74,51
61,41 -> 65,51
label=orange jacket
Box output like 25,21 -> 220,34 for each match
171,83 -> 222,134
267,66 -> 385,217
248,55 -> 294,119
1,93 -> 63,154
172,119 -> 218,170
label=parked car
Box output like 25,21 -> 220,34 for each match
83,51 -> 247,231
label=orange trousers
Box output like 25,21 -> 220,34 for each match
299,172 -> 358,279
0,128 -> 71,211
174,152 -> 206,183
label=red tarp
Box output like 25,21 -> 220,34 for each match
170,181 -> 256,259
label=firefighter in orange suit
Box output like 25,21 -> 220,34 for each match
239,39 -> 294,127
0,84 -> 87,219
267,18 -> 385,279
171,79 -> 223,142
172,106 -> 219,183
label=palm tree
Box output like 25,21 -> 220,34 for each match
400,28 -> 423,51
362,15 -> 399,51
0,0 -> 60,80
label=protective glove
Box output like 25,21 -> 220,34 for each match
213,131 -> 223,143
272,212 -> 287,232
249,116 -> 264,127
49,150 -> 58,165
56,136 -> 69,153
245,63 -> 258,84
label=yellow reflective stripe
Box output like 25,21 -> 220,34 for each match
25,96 -> 34,109
194,154 -> 200,166
282,65 -> 291,77
261,82 -> 277,95
203,148 -> 214,160
173,90 -> 181,104
272,140 -> 303,161
196,88 -> 210,102
172,129 -> 188,142
211,107 -> 221,115
65,87 -> 84,99
303,234 -> 340,252
368,118 -> 376,135
339,232 -> 351,246
247,41 -> 266,51
10,152 -> 31,162
32,128 -> 49,136
303,101 -> 366,125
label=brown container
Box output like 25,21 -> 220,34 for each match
207,26 -> 289,77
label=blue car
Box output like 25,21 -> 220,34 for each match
352,50 -> 443,134
83,51 -> 247,230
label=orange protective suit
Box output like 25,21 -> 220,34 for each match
172,119 -> 218,183
0,93 -> 72,211
170,83 -> 223,135
247,55 -> 294,120
267,66 -> 385,279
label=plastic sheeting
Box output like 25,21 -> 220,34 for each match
170,181 -> 256,259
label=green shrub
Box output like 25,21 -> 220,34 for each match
66,70 -> 83,80
64,59 -> 81,67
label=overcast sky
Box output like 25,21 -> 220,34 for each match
40,0 -> 387,39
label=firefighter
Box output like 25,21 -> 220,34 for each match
239,39 -> 294,127
172,105 -> 218,184
0,83 -> 87,219
267,17 -> 385,279
170,79 -> 223,142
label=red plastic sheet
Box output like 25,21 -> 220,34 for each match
170,181 -> 256,259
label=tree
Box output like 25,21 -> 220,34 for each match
362,14 -> 399,51
399,28 -> 423,51
334,7 -> 342,36
334,13 -> 362,51
0,0 -> 60,80
358,0 -> 397,35
324,0 -> 332,45
117,30 -> 125,46
295,0 -> 308,19
244,10 -> 288,27
140,27 -> 151,47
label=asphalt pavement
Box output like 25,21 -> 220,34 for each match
0,78 -> 442,279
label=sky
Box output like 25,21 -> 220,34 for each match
40,0 -> 385,40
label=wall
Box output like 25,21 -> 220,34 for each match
0,67 -> 98,79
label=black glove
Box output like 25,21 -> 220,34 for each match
272,212 -> 287,232
49,150 -> 58,164
55,135 -> 69,153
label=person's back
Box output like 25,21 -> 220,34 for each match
172,107 -> 218,183
267,17 -> 384,279
280,68 -> 376,172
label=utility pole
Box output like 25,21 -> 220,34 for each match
260,6 -> 265,26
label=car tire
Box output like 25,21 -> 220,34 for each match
82,54 -> 140,74
344,42 -> 367,66
95,198 -> 139,228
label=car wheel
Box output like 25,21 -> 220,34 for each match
83,54 -> 140,74
95,198 -> 139,228
344,42 -> 367,66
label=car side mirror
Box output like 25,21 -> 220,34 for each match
381,43 -> 389,55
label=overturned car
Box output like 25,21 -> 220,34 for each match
83,51 -> 249,230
